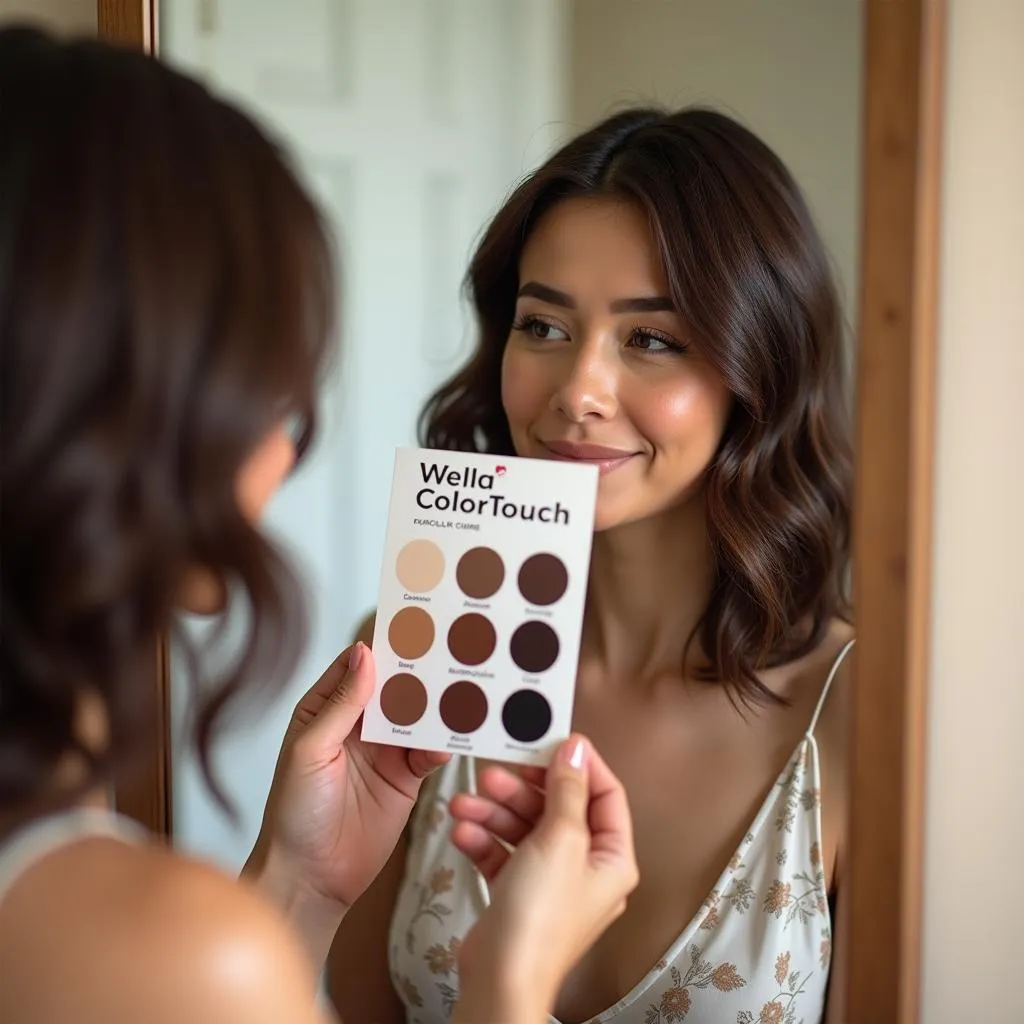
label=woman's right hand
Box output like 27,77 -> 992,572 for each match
448,735 -> 639,1023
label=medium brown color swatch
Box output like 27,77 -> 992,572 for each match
447,612 -> 496,665
395,538 -> 445,593
509,620 -> 560,674
388,606 -> 435,660
517,552 -> 568,606
379,673 -> 428,726
456,546 -> 505,600
439,681 -> 489,734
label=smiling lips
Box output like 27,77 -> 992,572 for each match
541,440 -> 639,475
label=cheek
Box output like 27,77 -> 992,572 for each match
631,375 -> 731,455
235,429 -> 296,522
500,346 -> 550,427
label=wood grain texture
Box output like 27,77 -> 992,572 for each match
847,1 -> 945,1020
96,0 -> 171,842
97,0 -> 156,51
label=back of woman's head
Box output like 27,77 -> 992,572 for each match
0,27 -> 335,821
422,107 -> 852,699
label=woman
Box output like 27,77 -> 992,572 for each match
326,108 -> 855,1023
0,27 -> 638,1024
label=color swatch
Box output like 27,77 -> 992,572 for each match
361,447 -> 599,766
518,552 -> 569,606
379,673 -> 428,727
440,681 -> 488,734
456,546 -> 505,599
388,606 -> 434,660
510,620 -> 559,673
447,612 -> 497,666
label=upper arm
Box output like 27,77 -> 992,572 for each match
1,842 -> 333,1024
155,870 -> 334,1024
818,629 -> 853,1021
324,831 -> 409,1024
816,631 -> 853,893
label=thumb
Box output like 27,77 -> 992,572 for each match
297,641 -> 375,766
539,734 -> 591,832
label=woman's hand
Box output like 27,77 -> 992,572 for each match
243,641 -> 449,963
449,735 -> 639,1023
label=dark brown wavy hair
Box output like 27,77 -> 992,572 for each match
0,28 -> 335,825
421,107 -> 852,703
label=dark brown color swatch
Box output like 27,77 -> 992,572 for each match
509,620 -> 560,674
517,553 -> 569,606
456,546 -> 505,600
501,689 -> 552,743
447,612 -> 497,665
388,606 -> 435,660
439,681 -> 489,734
379,673 -> 428,727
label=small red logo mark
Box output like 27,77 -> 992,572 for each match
495,465 -> 507,476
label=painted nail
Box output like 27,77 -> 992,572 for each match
349,641 -> 364,672
563,736 -> 586,770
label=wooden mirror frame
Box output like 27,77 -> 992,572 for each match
98,1 -> 946,1020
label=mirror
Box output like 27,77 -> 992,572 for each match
158,1 -> 865,1020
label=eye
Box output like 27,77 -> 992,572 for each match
628,328 -> 687,354
512,314 -> 570,342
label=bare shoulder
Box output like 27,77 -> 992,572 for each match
808,619 -> 855,885
813,618 -> 856,740
0,837 -> 328,1024
353,607 -> 377,646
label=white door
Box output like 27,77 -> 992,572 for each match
161,0 -> 567,869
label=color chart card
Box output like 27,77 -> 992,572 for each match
361,446 -> 599,766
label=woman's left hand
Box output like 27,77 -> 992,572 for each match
245,641 -> 449,923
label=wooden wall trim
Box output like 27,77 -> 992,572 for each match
97,0 -> 172,842
97,0 -> 157,51
848,0 -> 945,1020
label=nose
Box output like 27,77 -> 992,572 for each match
549,336 -> 619,422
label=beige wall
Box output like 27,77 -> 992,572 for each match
923,1 -> 1024,1020
0,0 -> 95,33
569,0 -> 863,330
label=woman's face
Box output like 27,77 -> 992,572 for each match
181,423 -> 297,614
501,197 -> 732,532
235,422 -> 298,522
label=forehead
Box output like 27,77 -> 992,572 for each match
518,196 -> 670,299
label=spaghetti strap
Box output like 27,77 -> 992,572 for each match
807,637 -> 856,736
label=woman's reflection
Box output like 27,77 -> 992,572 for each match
328,106 -> 854,1024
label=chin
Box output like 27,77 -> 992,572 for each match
591,500 -> 649,533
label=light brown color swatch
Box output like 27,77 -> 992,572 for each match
388,606 -> 435,660
395,539 -> 445,593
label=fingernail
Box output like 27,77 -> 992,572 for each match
561,736 -> 586,770
349,641 -> 364,673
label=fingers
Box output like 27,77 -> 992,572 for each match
450,821 -> 510,882
292,642 -> 375,768
536,736 -> 638,886
581,744 -> 637,871
475,765 -> 546,825
406,748 -> 451,780
537,734 -> 592,835
449,792 -> 534,848
288,643 -> 360,730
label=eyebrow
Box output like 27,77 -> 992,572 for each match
516,280 -> 674,314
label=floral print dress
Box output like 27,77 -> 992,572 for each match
387,640 -> 854,1024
